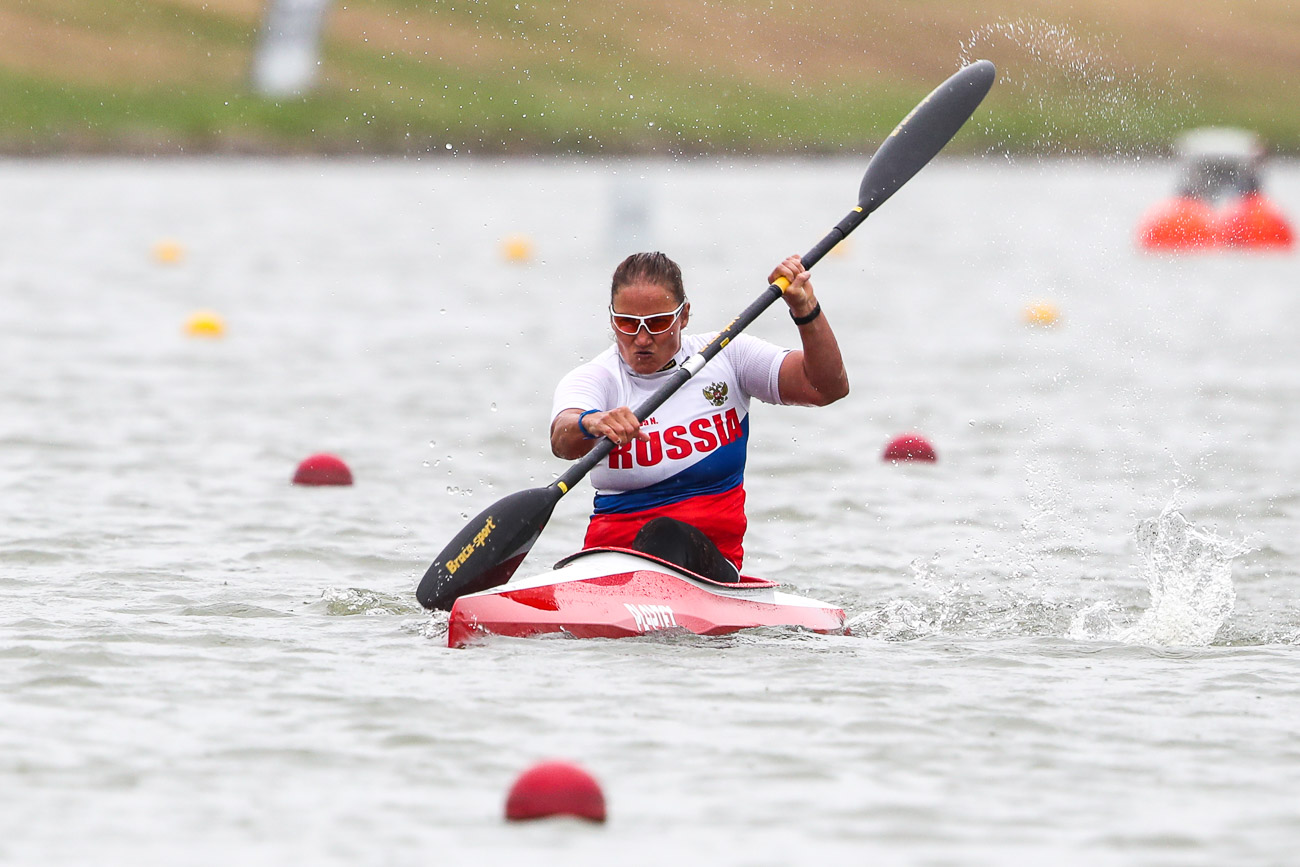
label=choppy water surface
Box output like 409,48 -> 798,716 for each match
2,157 -> 1298,865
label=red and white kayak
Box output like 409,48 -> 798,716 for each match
446,547 -> 847,648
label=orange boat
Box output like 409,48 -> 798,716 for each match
1137,128 -> 1293,252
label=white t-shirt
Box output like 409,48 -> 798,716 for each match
551,332 -> 789,514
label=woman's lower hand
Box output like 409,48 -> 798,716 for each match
585,407 -> 649,444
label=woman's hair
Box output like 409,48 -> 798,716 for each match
610,252 -> 685,304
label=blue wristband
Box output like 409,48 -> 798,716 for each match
577,409 -> 599,439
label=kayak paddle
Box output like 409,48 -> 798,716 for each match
417,59 -> 996,610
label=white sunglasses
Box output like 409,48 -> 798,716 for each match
609,300 -> 687,335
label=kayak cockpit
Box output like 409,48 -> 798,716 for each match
553,546 -> 779,589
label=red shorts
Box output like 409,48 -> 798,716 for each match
583,486 -> 747,570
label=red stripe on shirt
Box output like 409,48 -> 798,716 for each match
582,485 -> 748,570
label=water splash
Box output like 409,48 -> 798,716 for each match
1116,509 -> 1244,646
1066,598 -> 1124,642
958,18 -> 1193,155
854,505 -> 1248,646
850,557 -> 1075,641
1066,508 -> 1247,646
403,610 -> 450,641
321,587 -> 419,616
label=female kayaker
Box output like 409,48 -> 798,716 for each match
549,251 -> 849,583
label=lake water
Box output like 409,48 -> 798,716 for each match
2,156 -> 1298,865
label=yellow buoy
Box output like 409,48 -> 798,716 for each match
1023,301 -> 1060,328
501,234 -> 535,264
184,310 -> 225,338
152,240 -> 185,265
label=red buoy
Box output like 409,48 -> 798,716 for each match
505,760 -> 606,823
292,453 -> 353,486
1218,192 -> 1294,249
882,433 -> 937,463
1137,196 -> 1218,251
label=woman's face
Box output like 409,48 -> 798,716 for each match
610,281 -> 689,375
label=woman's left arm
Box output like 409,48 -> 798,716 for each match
770,255 -> 850,407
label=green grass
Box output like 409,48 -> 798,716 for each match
1,0 -> 1298,156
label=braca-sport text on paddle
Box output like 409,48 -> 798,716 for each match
417,60 -> 996,610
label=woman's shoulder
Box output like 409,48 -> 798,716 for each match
682,331 -> 718,353
685,331 -> 781,355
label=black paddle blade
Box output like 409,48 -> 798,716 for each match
416,486 -> 562,611
858,60 -> 996,215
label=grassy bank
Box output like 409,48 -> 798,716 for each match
2,0 -> 1298,156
